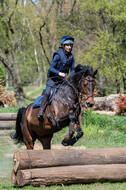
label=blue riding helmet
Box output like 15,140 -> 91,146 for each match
61,35 -> 74,45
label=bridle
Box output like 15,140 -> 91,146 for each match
78,76 -> 95,107
62,75 -> 95,106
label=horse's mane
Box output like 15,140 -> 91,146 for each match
67,64 -> 93,83
74,64 -> 93,75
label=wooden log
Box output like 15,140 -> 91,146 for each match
11,170 -> 17,185
0,113 -> 17,120
0,121 -> 16,129
16,164 -> 126,187
0,113 -> 17,129
13,148 -> 126,172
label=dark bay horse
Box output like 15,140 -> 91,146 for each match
11,64 -> 97,149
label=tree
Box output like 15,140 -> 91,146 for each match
77,0 -> 126,92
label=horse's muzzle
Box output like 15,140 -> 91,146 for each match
84,98 -> 94,108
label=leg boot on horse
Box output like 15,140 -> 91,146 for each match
37,94 -> 49,120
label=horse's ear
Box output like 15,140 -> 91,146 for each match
93,69 -> 98,76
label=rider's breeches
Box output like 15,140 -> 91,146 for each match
45,78 -> 56,96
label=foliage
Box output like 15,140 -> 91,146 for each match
114,94 -> 126,115
0,79 -> 16,107
77,0 -> 126,83
0,0 -> 126,105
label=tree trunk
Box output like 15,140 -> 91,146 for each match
123,78 -> 126,94
116,80 -> 120,93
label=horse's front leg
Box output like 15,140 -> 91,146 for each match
62,113 -> 76,146
38,135 -> 53,149
68,120 -> 84,146
62,119 -> 84,146
75,120 -> 84,141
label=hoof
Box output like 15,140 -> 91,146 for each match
61,139 -> 68,146
61,137 -> 77,146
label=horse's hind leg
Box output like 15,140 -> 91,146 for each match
23,137 -> 34,150
21,122 -> 35,150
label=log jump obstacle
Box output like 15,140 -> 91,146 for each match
11,148 -> 126,187
0,113 -> 17,129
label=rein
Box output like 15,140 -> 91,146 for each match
63,77 -> 79,96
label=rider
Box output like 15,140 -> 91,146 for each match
37,35 -> 75,120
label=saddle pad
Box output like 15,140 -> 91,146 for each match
32,95 -> 43,109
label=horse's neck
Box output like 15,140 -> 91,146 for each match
59,83 -> 78,100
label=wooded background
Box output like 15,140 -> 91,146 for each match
0,0 -> 126,105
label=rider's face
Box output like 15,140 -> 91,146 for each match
64,44 -> 73,53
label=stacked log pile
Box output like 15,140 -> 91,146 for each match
11,148 -> 126,187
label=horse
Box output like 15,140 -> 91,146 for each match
11,64 -> 97,150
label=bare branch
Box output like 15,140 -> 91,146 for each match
0,55 -> 14,83
70,0 -> 77,13
39,24 -> 51,65
38,0 -> 55,65
8,0 -> 19,34
23,93 -> 35,101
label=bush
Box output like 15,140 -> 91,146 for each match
114,94 -> 126,115
0,79 -> 16,107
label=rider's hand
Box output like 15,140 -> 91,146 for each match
59,72 -> 67,78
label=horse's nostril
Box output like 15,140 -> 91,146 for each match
90,103 -> 94,107
86,102 -> 94,107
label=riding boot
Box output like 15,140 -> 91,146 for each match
37,94 -> 49,120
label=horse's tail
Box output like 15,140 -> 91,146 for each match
11,107 -> 26,144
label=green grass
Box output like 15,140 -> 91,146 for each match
0,106 -> 20,113
1,181 -> 126,190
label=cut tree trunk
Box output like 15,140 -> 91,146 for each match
13,148 -> 126,172
94,94 -> 120,111
16,164 -> 126,186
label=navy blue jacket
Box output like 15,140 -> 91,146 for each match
47,48 -> 75,78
